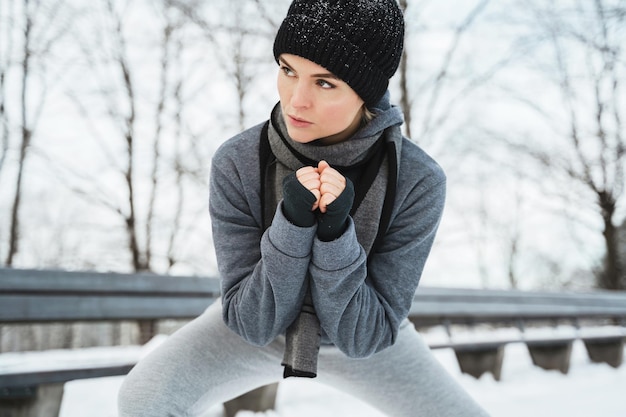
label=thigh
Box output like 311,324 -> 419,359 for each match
118,300 -> 285,417
317,320 -> 490,417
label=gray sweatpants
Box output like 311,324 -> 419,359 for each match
118,300 -> 489,417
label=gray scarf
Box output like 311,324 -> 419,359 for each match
262,104 -> 396,377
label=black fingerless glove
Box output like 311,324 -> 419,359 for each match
317,178 -> 354,242
282,172 -> 317,227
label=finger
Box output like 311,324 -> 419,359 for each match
317,160 -> 330,173
320,181 -> 343,198
318,192 -> 337,213
317,161 -> 346,204
320,174 -> 346,198
302,178 -> 322,196
319,165 -> 345,185
320,168 -> 345,186
296,167 -> 319,181
297,169 -> 322,195
300,170 -> 321,186
300,175 -> 320,185
297,165 -> 318,175
310,189 -> 321,211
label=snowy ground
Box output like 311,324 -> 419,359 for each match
4,327 -> 625,417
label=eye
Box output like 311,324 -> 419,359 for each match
317,79 -> 336,89
280,65 -> 295,77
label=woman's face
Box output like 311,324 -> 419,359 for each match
277,54 -> 365,145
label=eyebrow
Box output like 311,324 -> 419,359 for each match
279,57 -> 340,80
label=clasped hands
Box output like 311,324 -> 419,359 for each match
296,160 -> 346,213
282,160 -> 354,241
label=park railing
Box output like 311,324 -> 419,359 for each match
1,268 -> 626,417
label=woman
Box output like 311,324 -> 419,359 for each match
118,0 -> 490,415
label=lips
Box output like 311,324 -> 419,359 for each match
287,114 -> 313,128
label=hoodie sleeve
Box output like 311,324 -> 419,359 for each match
209,133 -> 316,346
309,150 -> 446,358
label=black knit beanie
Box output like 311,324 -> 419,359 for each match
273,0 -> 405,109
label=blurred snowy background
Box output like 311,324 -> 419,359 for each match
1,0 -> 625,291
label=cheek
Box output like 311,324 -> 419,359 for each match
277,76 -> 287,101
323,100 -> 361,125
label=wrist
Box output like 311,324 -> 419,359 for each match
316,178 -> 354,241
282,172 -> 318,227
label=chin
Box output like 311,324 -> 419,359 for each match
286,129 -> 317,144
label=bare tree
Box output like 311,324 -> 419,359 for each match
56,0 -> 214,274
171,0 -> 274,132
103,0 -> 145,271
5,0 -> 36,266
146,6 -> 179,270
165,79 -> 185,271
150,3 -> 194,273
66,1 -> 149,272
503,0 -> 626,290
0,0 -> 15,178
504,188 -> 523,289
397,0 -> 493,145
4,0 -> 71,266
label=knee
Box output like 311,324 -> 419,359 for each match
117,367 -> 167,417
117,371 -> 144,417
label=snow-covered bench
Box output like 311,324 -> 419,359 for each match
2,268 -> 626,416
0,268 -> 276,417
410,287 -> 626,380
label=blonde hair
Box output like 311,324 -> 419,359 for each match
362,106 -> 376,124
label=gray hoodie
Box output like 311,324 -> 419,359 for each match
209,96 -> 445,358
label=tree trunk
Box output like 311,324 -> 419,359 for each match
599,191 -> 622,290
6,0 -> 32,265
6,128 -> 30,265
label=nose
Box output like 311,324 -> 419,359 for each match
290,80 -> 312,109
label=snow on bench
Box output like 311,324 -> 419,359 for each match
2,268 -> 626,416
